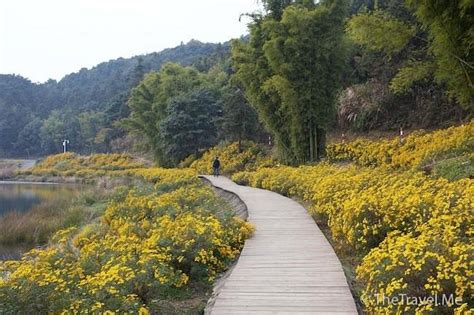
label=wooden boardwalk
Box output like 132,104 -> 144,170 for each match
202,175 -> 358,315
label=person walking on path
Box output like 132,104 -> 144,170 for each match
212,157 -> 221,177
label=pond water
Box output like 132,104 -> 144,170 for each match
0,181 -> 83,260
0,181 -> 81,215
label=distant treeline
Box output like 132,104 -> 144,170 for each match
1,0 -> 472,162
0,40 -> 237,157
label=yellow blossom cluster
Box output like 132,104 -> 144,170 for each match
326,121 -> 473,170
190,141 -> 275,175
357,221 -> 472,314
0,167 -> 253,313
122,167 -> 198,188
25,152 -> 146,177
233,164 -> 472,313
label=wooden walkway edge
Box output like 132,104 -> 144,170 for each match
201,175 -> 358,315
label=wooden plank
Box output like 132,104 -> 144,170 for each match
201,176 -> 358,315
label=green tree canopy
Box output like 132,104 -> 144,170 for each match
14,117 -> 43,157
123,63 -> 208,165
347,1 -> 473,108
159,89 -> 221,165
40,110 -> 81,154
405,0 -> 473,107
233,0 -> 348,163
219,82 -> 262,151
347,11 -> 415,54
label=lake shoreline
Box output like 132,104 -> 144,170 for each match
0,180 -> 60,185
7,174 -> 95,184
0,181 -> 94,260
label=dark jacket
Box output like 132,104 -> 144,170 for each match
212,159 -> 220,169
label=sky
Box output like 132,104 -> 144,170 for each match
0,0 -> 263,83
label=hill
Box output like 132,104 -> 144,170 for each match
0,40 -> 230,157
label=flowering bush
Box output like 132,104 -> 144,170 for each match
327,121 -> 474,171
357,218 -> 472,314
190,141 -> 275,175
26,153 -> 146,177
233,165 -> 473,313
1,165 -> 253,313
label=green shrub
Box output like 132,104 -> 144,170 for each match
432,153 -> 473,181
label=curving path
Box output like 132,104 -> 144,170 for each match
202,175 -> 358,315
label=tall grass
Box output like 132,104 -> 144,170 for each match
0,164 -> 16,180
0,189 -> 107,246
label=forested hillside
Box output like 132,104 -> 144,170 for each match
1,0 -> 472,161
0,40 -> 230,157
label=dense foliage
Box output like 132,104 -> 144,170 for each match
0,41 -> 229,157
218,83 -> 264,147
1,155 -> 254,313
160,89 -> 220,165
341,0 -> 472,131
404,0 -> 473,107
123,64 -> 213,166
232,0 -> 348,163
124,62 -> 264,166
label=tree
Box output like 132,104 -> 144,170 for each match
0,103 -> 27,156
347,11 -> 415,55
219,83 -> 262,151
337,0 -> 468,131
405,0 -> 473,108
123,63 -> 208,164
0,40 -> 229,157
0,75 -> 43,156
233,0 -> 348,163
159,89 -> 221,165
40,110 -> 80,154
260,0 -> 294,20
130,57 -> 146,87
347,0 -> 473,109
77,111 -> 107,153
14,117 -> 43,157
